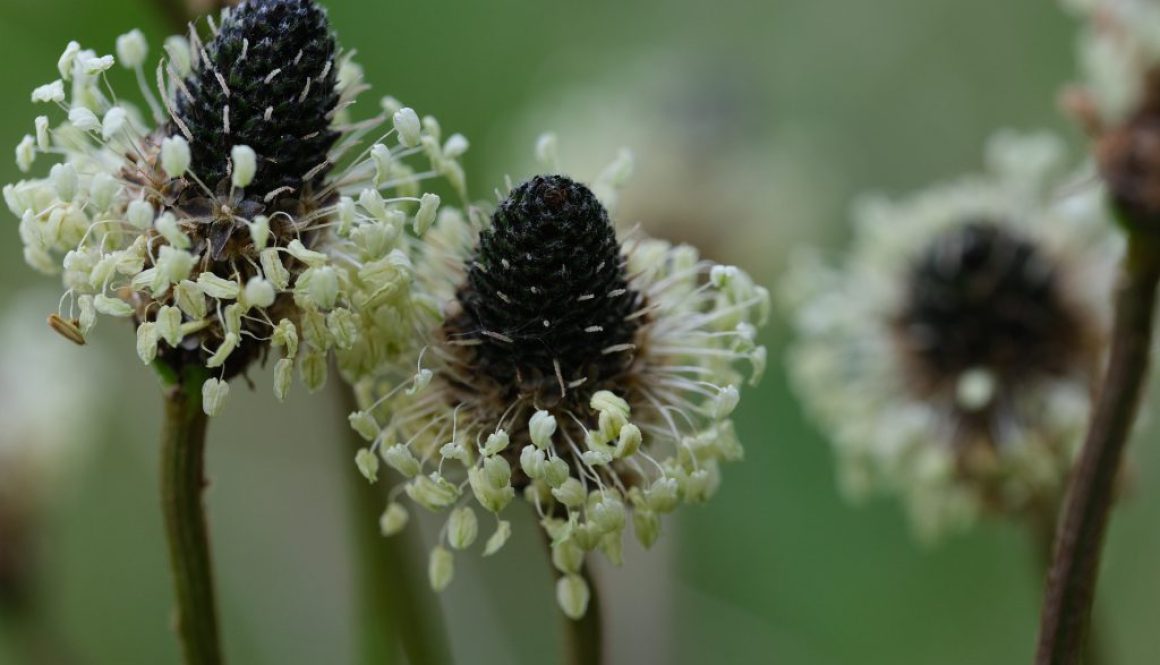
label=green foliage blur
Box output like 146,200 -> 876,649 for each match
1,0 -> 1158,663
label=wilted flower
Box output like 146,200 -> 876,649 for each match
350,174 -> 767,617
782,131 -> 1122,541
5,0 -> 466,414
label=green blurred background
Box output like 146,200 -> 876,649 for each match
1,0 -> 1159,663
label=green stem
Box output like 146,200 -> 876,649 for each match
160,368 -> 223,665
563,566 -> 603,665
1035,233 -> 1160,665
336,383 -> 451,665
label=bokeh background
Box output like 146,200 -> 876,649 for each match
1,0 -> 1159,663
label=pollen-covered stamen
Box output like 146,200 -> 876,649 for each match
895,221 -> 1093,402
449,175 -> 643,402
174,0 -> 339,198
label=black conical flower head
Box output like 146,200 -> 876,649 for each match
453,175 -> 642,400
174,0 -> 339,197
897,221 -> 1086,386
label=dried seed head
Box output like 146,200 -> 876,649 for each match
174,0 -> 339,198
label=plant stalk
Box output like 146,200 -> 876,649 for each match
160,367 -> 223,665
1035,232 -> 1160,665
562,564 -> 604,665
336,382 -> 451,665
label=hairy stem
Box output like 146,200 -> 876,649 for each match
1035,233 -> 1160,665
336,382 -> 451,665
160,368 -> 223,665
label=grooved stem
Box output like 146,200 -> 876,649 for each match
1035,233 -> 1160,665
337,383 -> 451,665
160,368 -> 223,665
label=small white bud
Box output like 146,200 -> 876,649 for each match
414,193 -> 440,235
80,54 -> 115,76
155,306 -> 183,346
535,132 -> 559,170
710,265 -> 739,289
581,450 -> 612,467
355,448 -> 380,483
299,351 -> 327,392
197,273 -> 240,300
405,368 -> 432,395
482,430 -> 510,456
57,42 -> 81,80
32,80 -> 66,103
34,116 -> 50,150
348,411 -> 379,442
161,135 -> 191,177
231,145 -> 257,188
327,308 -> 359,350
91,173 -> 119,210
447,506 -> 479,550
260,248 -> 290,290
175,281 -> 206,320
370,143 -> 391,185
379,503 -> 409,536
272,357 -> 294,401
298,266 -> 339,309
286,239 -> 328,267
50,163 -> 78,201
556,574 -> 590,619
520,446 -> 547,480
156,212 -> 190,249
406,474 -> 461,510
393,107 -> 421,147
633,510 -> 661,548
544,457 -> 571,488
164,36 -> 193,77
68,107 -> 100,133
15,136 -> 35,173
243,277 -> 277,309
126,199 -> 154,229
712,385 -> 740,420
94,294 -> 133,317
483,521 -> 512,556
614,424 -> 642,458
552,540 -> 585,574
382,444 -> 421,478
336,197 -> 357,235
202,378 -> 230,416
443,133 -> 469,158
158,247 -> 195,285
136,322 -> 159,364
101,107 -> 128,141
272,319 -> 299,358
206,333 -> 239,368
530,410 -> 557,449
590,496 -> 626,534
551,478 -> 586,508
956,367 -> 997,412
428,546 -> 454,591
115,30 -> 148,69
645,478 -> 680,513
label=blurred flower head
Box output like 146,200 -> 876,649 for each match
491,52 -> 837,284
350,172 -> 768,618
782,131 -> 1121,541
4,0 -> 466,414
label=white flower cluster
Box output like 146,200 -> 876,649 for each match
1062,0 -> 1160,123
6,32 -> 467,415
347,175 -> 768,618
782,131 -> 1122,541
